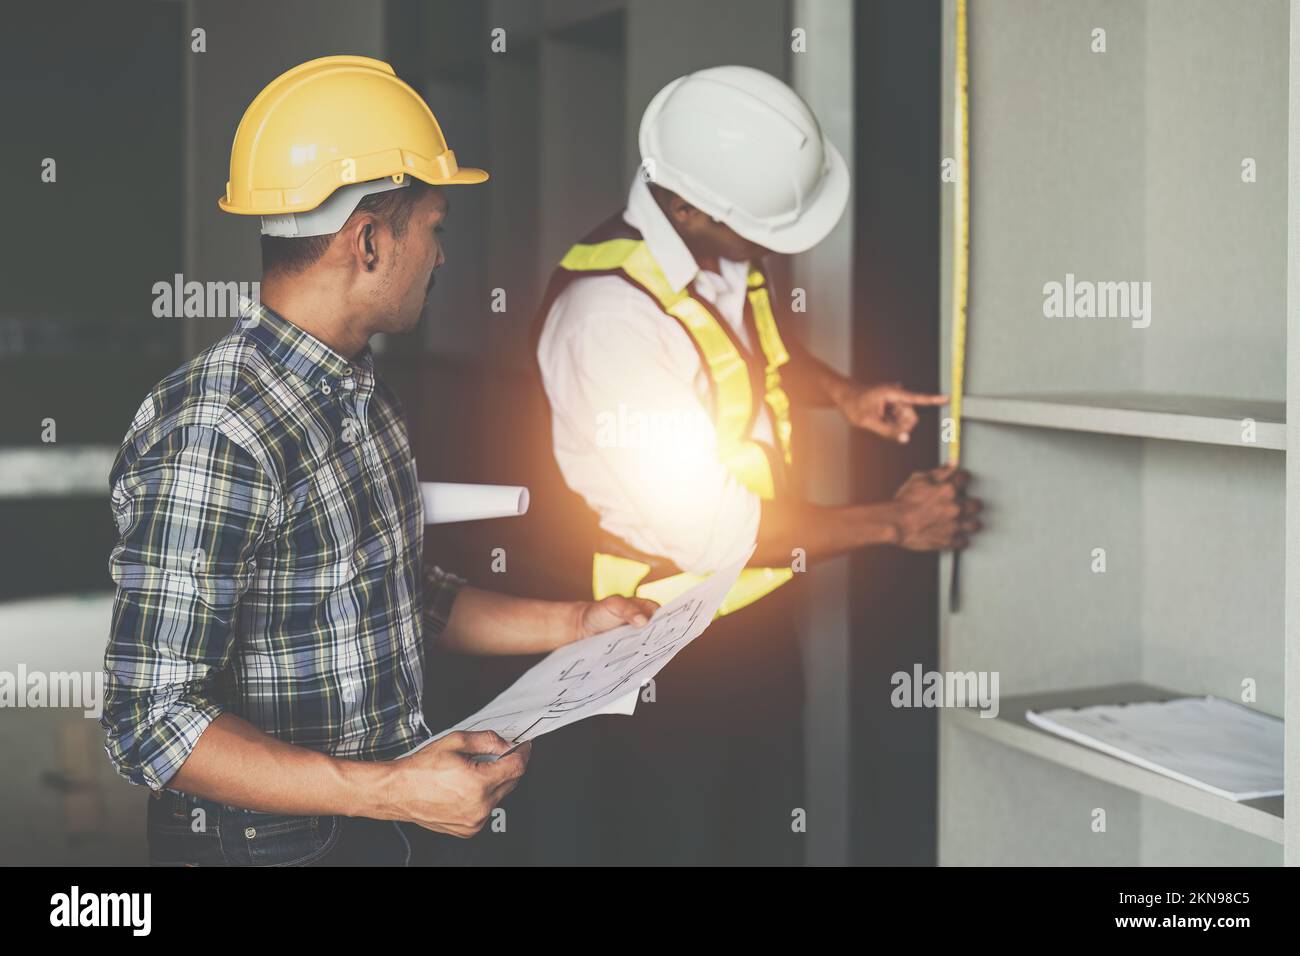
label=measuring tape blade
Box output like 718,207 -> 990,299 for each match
949,0 -> 969,613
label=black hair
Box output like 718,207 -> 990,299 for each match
260,179 -> 431,275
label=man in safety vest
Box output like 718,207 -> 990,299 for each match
534,66 -> 983,864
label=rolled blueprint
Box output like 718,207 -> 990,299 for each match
420,482 -> 530,524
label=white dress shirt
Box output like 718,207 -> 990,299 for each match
537,177 -> 775,575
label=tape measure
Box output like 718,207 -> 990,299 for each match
950,0 -> 969,468
949,0 -> 970,612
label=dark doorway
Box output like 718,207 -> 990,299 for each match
850,0 -> 943,866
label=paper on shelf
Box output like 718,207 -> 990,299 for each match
403,548 -> 752,757
1026,696 -> 1283,802
420,482 -> 529,524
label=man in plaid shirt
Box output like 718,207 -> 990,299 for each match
104,57 -> 655,866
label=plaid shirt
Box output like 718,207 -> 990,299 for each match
103,305 -> 463,791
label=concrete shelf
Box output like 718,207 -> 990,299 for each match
963,394 -> 1285,451
947,683 -> 1284,846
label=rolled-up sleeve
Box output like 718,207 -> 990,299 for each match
422,565 -> 466,640
103,425 -> 278,790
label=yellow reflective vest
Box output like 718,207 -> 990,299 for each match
546,224 -> 797,616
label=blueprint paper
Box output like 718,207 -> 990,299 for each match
420,482 -> 529,524
403,549 -> 752,757
1026,696 -> 1283,801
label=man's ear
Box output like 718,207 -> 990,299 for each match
342,214 -> 384,272
359,220 -> 378,270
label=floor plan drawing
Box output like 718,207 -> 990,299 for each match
401,550 -> 752,757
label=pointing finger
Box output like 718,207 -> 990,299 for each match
897,391 -> 949,406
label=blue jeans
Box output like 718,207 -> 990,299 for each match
146,790 -> 470,866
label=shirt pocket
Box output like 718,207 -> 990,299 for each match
280,480 -> 363,591
281,533 -> 360,591
398,456 -> 424,547
374,452 -> 423,559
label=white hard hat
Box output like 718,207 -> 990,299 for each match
638,65 -> 849,255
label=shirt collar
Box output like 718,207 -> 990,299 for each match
622,176 -> 703,295
236,303 -> 373,392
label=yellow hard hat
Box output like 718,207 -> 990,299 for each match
218,55 -> 487,220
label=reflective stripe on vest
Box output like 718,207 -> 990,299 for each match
593,552 -> 794,619
558,239 -> 793,495
559,237 -> 796,616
